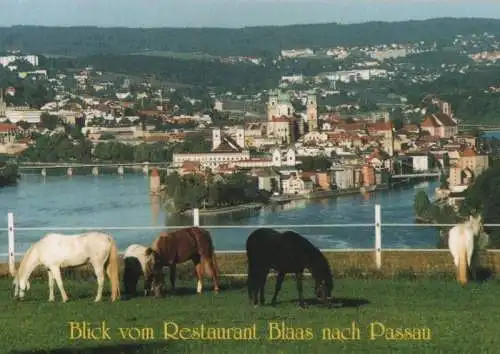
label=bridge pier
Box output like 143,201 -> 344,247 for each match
67,168 -> 73,177
92,167 -> 99,176
41,168 -> 46,177
117,166 -> 124,176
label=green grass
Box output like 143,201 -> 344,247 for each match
2,276 -> 500,353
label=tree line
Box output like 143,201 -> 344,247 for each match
0,156 -> 18,187
2,18 -> 500,57
18,131 -> 212,163
163,171 -> 268,213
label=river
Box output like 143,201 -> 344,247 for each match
0,173 -> 441,257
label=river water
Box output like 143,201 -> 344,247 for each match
0,173 -> 441,257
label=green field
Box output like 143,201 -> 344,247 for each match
2,276 -> 500,353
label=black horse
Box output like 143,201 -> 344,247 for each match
246,228 -> 333,308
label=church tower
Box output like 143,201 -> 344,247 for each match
383,114 -> 394,157
235,127 -> 245,149
212,128 -> 221,150
266,91 -> 278,122
306,94 -> 318,132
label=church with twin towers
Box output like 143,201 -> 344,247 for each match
266,89 -> 318,144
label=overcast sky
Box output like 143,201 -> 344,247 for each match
1,0 -> 499,28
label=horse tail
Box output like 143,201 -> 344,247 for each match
107,238 -> 121,301
457,237 -> 468,287
204,251 -> 221,281
198,228 -> 221,290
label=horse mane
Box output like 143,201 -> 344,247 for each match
468,215 -> 482,235
309,248 -> 333,281
282,230 -> 332,281
16,243 -> 37,279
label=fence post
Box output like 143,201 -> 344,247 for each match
193,208 -> 200,226
7,212 -> 15,276
374,204 -> 382,269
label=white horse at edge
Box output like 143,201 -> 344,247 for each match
448,214 -> 483,286
12,232 -> 121,302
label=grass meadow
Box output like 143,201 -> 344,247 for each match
1,275 -> 500,353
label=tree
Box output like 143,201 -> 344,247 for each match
124,107 -> 137,116
439,173 -> 449,189
414,190 -> 431,216
99,132 -> 116,140
0,159 -> 19,187
40,113 -> 59,130
291,99 -> 305,112
175,133 -> 211,153
460,165 -> 500,248
298,156 -> 332,172
16,120 -> 31,130
470,128 -> 484,138
390,107 -> 405,130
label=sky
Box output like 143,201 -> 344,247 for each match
1,0 -> 500,28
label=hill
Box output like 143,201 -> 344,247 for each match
1,18 -> 500,57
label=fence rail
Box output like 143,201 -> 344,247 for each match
2,205 -> 494,276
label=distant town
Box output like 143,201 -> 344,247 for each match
0,27 -> 499,213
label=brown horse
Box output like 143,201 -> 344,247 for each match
145,227 -> 221,296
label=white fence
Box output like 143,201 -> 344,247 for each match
4,204 -> 500,277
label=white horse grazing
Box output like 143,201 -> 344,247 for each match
123,244 -> 157,297
13,232 -> 121,302
448,214 -> 483,286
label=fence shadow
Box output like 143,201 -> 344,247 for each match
12,341 -> 171,354
277,297 -> 371,309
153,277 -> 248,297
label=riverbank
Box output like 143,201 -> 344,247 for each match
270,183 -> 394,204
180,202 -> 264,216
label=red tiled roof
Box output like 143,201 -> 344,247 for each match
367,121 -> 393,131
434,113 -> 456,126
461,148 -> 477,157
181,161 -> 201,171
336,122 -> 365,131
301,172 -> 316,178
0,123 -> 17,133
402,124 -> 419,132
421,115 -> 440,128
271,116 -> 290,123
421,113 -> 457,127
